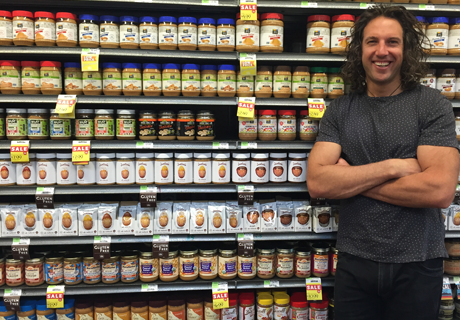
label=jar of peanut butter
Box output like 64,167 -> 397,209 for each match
143,63 -> 161,96
201,65 -> 217,96
64,62 -> 83,95
437,68 -> 456,100
116,109 -> 136,140
178,17 -> 197,51
13,10 -> 34,46
1,60 -> 21,94
448,18 -> 460,55
120,16 -> 139,49
260,13 -> 284,53
237,71 -> 254,97
35,11 -> 56,46
56,12 -> 78,47
331,14 -> 354,53
27,108 -> 49,140
273,66 -> 291,98
236,13 -> 259,52
122,63 -> 142,96
7,108 -> 27,140
159,16 -> 178,50
327,68 -> 344,99
218,64 -> 236,97
100,15 -> 119,48
182,64 -> 201,96
95,109 -> 115,140
306,15 -> 331,53
0,11 -> 13,46
83,70 -> 102,95
426,17 -> 449,55
139,16 -> 158,49
102,62 -> 122,95
162,63 -> 181,96
40,61 -> 62,95
310,67 -> 328,99
198,18 -> 216,51
292,66 -> 310,99
255,66 -> 273,98
79,14 -> 99,48
217,18 -> 235,51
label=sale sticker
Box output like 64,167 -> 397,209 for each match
81,48 -> 100,71
237,97 -> 255,119
46,285 -> 65,308
308,98 -> 326,119
55,95 -> 76,119
240,0 -> 257,20
212,282 -> 229,309
72,140 -> 91,165
10,141 -> 29,163
239,53 -> 257,76
306,277 -> 322,301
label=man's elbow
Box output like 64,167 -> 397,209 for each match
430,188 -> 455,209
307,179 -> 326,199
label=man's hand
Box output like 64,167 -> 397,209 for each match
392,158 -> 422,178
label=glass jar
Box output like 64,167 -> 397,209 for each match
198,18 -> 216,51
276,247 -> 294,278
17,153 -> 36,186
201,65 -> 217,96
162,63 -> 181,96
182,64 -> 201,96
174,153 -> 193,184
327,67 -> 344,99
288,153 -> 307,183
6,257 -> 24,286
79,14 -> 99,48
0,257 -> 5,286
437,68 -> 456,100
178,16 -> 197,51
307,15 -> 331,53
219,248 -> 237,280
121,252 -> 139,283
258,109 -> 276,141
310,301 -> 328,320
45,255 -> 64,284
310,67 -> 328,98
139,16 -> 158,49
179,248 -> 199,281
0,154 -> 15,186
136,152 -> 154,185
40,61 -> 62,95
196,111 -> 215,141
83,256 -> 101,284
158,111 -> 176,140
255,66 -> 273,98
278,110 -> 296,141
6,108 -> 27,140
116,153 -> 135,185
176,110 -> 195,141
13,10 -> 34,46
236,13 -> 260,52
102,62 -> 122,96
21,61 -> 41,95
96,153 -> 116,185
237,71 -> 254,97
159,249 -> 179,282
331,14 -> 354,54
153,153 -> 172,186
83,70 -> 102,95
27,108 -> 48,140
427,17 -> 449,55
239,112 -> 257,141
102,255 -> 120,284
95,109 -> 115,140
139,251 -> 159,282
260,13 -> 284,53
295,247 -> 311,278
64,62 -> 83,95
100,15 -> 119,48
217,18 -> 235,51
37,153 -> 57,186
116,109 -> 136,140
143,63 -> 161,96
251,153 -> 270,184
292,66 -> 310,99
218,64 -> 236,97
57,153 -> 77,185
312,243 -> 330,277
56,12 -> 78,47
257,248 -> 276,279
120,16 -> 139,49
270,153 -> 287,183
50,112 -> 71,140
212,153 -> 230,184
299,110 -> 319,141
159,16 -> 178,50
0,60 -> 21,94
77,154 -> 96,185
63,256 -> 82,285
194,153 -> 212,184
139,111 -> 157,140
0,11 -> 13,46
199,248 -> 218,280
238,253 -> 256,280
273,66 -> 291,98
0,109 -> 4,140
75,109 -> 94,140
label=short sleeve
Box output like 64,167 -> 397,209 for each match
418,92 -> 459,150
316,98 -> 341,145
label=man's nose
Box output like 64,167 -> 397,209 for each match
376,40 -> 389,56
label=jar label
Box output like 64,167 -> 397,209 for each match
150,312 -> 167,320
140,25 -> 158,44
76,119 -> 94,138
96,312 -> 112,320
218,74 -> 236,92
217,27 -> 235,46
177,119 -> 195,137
221,307 -> 237,320
95,119 -> 114,137
449,28 -> 460,49
255,75 -> 273,93
103,71 -> 122,90
274,75 -> 291,93
139,119 -> 157,137
143,72 -> 161,91
22,69 -> 41,89
437,77 -> 456,93
83,261 -> 101,282
257,306 -> 272,320
1,314 -> 17,320
199,256 -> 217,276
456,120 -> 460,137
311,76 -> 328,93
175,161 -> 192,184
57,313 -> 74,320
35,20 -> 56,41
117,119 -> 136,137
140,258 -> 159,279
136,160 -> 154,184
120,24 -> 139,43
258,118 -> 276,134
278,119 -> 295,134
180,257 -> 198,276
1,68 -> 21,88
251,160 -> 269,183
159,25 -> 177,44
212,160 -> 230,183
6,266 -> 22,281
50,119 -> 71,137
178,25 -> 197,45
275,306 -> 290,320
201,73 -> 217,92
65,71 -> 83,91
64,261 -> 82,283
426,28 -> 448,49
158,119 -> 175,136
182,74 -> 200,92
295,257 -> 311,275
333,253 -> 338,273
37,160 -> 57,185
19,316 -> 37,320
57,21 -> 77,42
155,160 -> 173,184
270,159 -> 287,182
58,161 -> 76,185
7,118 -> 26,137
299,119 -> 319,134
292,75 -> 310,94
309,309 -> 327,320
237,74 -> 254,92
0,20 -> 13,40
98,161 -> 115,184
239,119 -> 257,134
194,161 -> 211,184
238,257 -> 255,276
132,312 -> 148,320
260,25 -> 283,48
277,256 -> 293,275
83,72 -> 102,90
205,307 -> 220,320
307,27 -> 330,49
28,119 -> 48,136
45,261 -> 64,283
232,160 -> 250,183
14,19 -> 34,40
313,254 -> 329,274
288,160 -> 306,183
41,70 -> 62,89
187,307 -> 203,320
100,24 -> 119,44
198,26 -> 216,45
257,257 -> 274,275
331,26 -> 352,49
79,23 -> 99,42
291,308 -> 308,320
236,24 -> 259,47
239,305 -> 255,320
219,256 -> 236,276
420,77 -> 436,89
328,76 -> 344,94
117,160 -> 135,184
102,260 -> 120,282
162,73 -> 180,92
196,119 -> 214,138
160,257 -> 178,278
121,259 -> 139,281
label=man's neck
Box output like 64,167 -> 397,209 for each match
366,79 -> 403,97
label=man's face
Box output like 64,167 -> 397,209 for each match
362,16 -> 404,88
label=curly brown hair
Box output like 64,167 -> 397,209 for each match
341,4 -> 429,93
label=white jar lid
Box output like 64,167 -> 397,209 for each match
175,153 -> 193,159
7,108 -> 27,113
29,153 -> 36,159
117,109 -> 136,115
233,153 -> 250,159
27,108 -> 49,113
0,154 -> 10,160
136,153 -> 154,159
95,109 -> 114,115
76,109 -> 94,114
194,153 -> 211,158
37,153 -> 56,159
56,153 -> 72,159
97,153 -> 116,159
251,153 -> 269,159
116,153 -> 135,159
289,153 -> 307,158
213,153 -> 230,159
270,153 -> 287,158
155,153 -> 173,159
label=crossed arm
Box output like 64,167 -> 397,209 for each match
307,141 -> 460,208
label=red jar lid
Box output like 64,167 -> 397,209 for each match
332,14 -> 355,23
259,109 -> 276,116
21,61 -> 40,67
0,11 -> 12,18
56,12 -> 77,21
261,13 -> 283,21
310,300 -> 328,309
12,11 -> 33,19
236,13 -> 260,20
229,293 -> 238,307
40,61 -> 62,68
239,293 -> 254,305
1,60 -> 20,67
307,15 -> 331,23
278,110 -> 296,116
300,110 -> 309,116
35,11 -> 55,20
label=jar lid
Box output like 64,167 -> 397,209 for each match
295,247 -> 311,255
251,153 -> 269,159
259,109 -> 276,116
120,16 -> 138,23
64,62 -> 81,69
136,153 -> 154,159
175,153 -> 193,159
113,300 -> 130,308
116,153 -> 135,159
56,153 -> 72,159
219,248 -> 236,255
274,293 -> 290,305
197,110 -> 214,116
201,65 -> 217,71
103,62 -> 122,69
94,300 -> 112,308
140,16 -> 157,23
163,63 -> 180,70
40,61 -> 62,68
37,153 -> 56,159
27,108 -> 48,113
180,249 -> 198,255
187,297 -> 203,304
261,13 -> 283,20
155,153 -> 173,159
441,68 -> 456,76
140,251 -> 152,258
194,153 -> 211,158
1,60 -> 20,67
122,63 -> 141,70
159,16 -> 177,23
213,153 -> 230,159
275,65 -> 291,73
300,110 -> 309,116
0,11 -> 12,18
143,63 -> 161,70
293,66 -> 309,73
233,153 -> 250,159
168,299 -> 185,307
100,15 -> 119,23
311,67 -> 328,73
450,17 -> 460,25
79,14 -> 98,21
258,294 -> 274,305
131,301 -> 148,308
278,110 -> 295,116
19,300 -> 36,312
0,154 -> 10,160
257,248 -> 275,254
35,12 -> 55,20
96,153 -> 116,159
431,17 -> 448,24
182,64 -> 200,71
149,300 -> 167,308
290,294 -> 307,308
239,293 -> 255,305
7,108 -> 27,113
76,109 -> 94,114
236,13 -> 260,19
95,109 -> 114,115
218,64 -> 236,71
178,110 -> 194,115
217,18 -> 235,25
12,10 -> 33,19
21,61 -> 40,68
289,153 -> 307,158
199,248 -> 217,255
332,14 -> 354,22
276,247 -> 294,254
270,153 -> 287,158
307,15 -> 330,22
310,300 -> 329,309
117,109 -> 136,115
179,16 -> 197,24
199,18 -> 216,25
416,16 -> 426,23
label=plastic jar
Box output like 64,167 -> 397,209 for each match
236,71 -> 254,97
239,293 -> 255,320
83,256 -> 101,284
17,153 -> 36,186
139,16 -> 158,49
331,14 -> 354,53
258,109 -> 277,141
182,64 -> 201,96
437,68 -> 456,100
292,66 -> 310,99
201,65 -> 217,96
63,256 -> 82,285
312,243 -> 329,277
217,18 -> 235,51
427,17 -> 449,55
0,154 -> 15,186
257,294 -> 274,320
196,111 -> 215,140
56,299 -> 75,320
40,61 -> 62,95
143,63 -> 161,96
186,298 -> 203,320
57,153 -> 77,185
34,11 -> 55,47
199,248 -> 218,280
158,111 -> 176,140
290,293 -> 308,320
276,247 -> 294,278
56,12 -> 78,47
0,60 -> 21,94
299,110 -> 319,141
260,13 -> 284,52
288,152 -> 307,183
420,68 -> 436,89
251,153 -> 269,184
218,248 -> 237,279
179,248 -> 199,281
273,66 -> 291,98
155,152 -> 173,185
6,257 -> 24,286
27,108 -> 48,140
120,253 -> 139,283
178,17 -> 197,51
0,11 -> 13,46
194,153 -> 212,184
159,16 -> 178,50
327,68 -> 344,99
120,16 -> 139,49
310,67 -> 328,98
116,109 -> 136,140
162,63 -> 181,96
77,154 -> 96,185
295,247 -> 311,278
139,252 -> 158,282
212,153 -> 230,184
310,301 -> 328,320
132,301 -> 148,320
218,64 -> 236,97
100,15 -> 119,48
307,15 -> 331,53
116,153 -> 135,185
159,249 -> 179,281
17,301 -> 36,320
222,293 -> 238,320
139,111 -> 157,140
232,153 -> 250,184
177,110 -> 195,140
6,108 -> 27,140
236,13 -> 260,52
136,153 -> 154,185
13,10 -> 34,46
75,109 -> 94,140
95,109 -> 115,140
102,62 -> 122,95
64,62 -> 83,95
50,112 -> 71,140
96,153 -> 116,185
45,256 -> 64,284
274,293 -> 290,320
102,255 -> 120,284
82,70 -> 102,95
76,301 -> 93,320
255,66 -> 273,98
37,153 -> 57,185
198,18 -> 216,51
21,61 -> 40,95
238,253 -> 256,279
239,114 -> 257,141
257,248 -> 276,279
78,14 -> 99,47
270,152 -> 287,183
174,153 -> 193,184
278,110 -> 296,141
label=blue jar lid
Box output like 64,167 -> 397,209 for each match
431,17 -> 448,24
159,16 -> 177,24
122,63 -> 141,69
57,299 -> 75,311
36,300 -> 51,312
120,16 -> 138,23
163,63 -> 180,70
79,14 -> 98,22
103,62 -> 121,69
450,17 -> 460,24
19,300 -> 36,313
217,18 -> 235,25
416,16 -> 425,23
100,15 -> 118,23
201,65 -> 217,71
64,62 -> 81,69
140,16 -> 157,24
218,64 -> 235,71
182,64 -> 200,70
199,18 -> 215,25
143,63 -> 161,70
179,17 -> 197,24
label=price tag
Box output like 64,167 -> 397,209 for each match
359,2 -> 369,8
212,282 -> 229,309
140,186 -> 157,208
300,1 -> 317,7
3,289 -> 21,311
237,233 -> 254,256
212,142 -> 229,149
240,0 -> 257,20
81,48 -> 100,71
55,95 -> 76,119
306,278 -> 322,301
442,277 -> 453,300
419,4 -> 435,10
308,98 -> 326,119
237,185 -> 254,206
240,141 -> 257,149
152,235 -> 169,258
310,198 -> 326,206
93,236 -> 111,260
12,238 -> 30,261
36,187 -> 55,209
10,141 -> 29,163
141,284 -> 159,292
72,140 -> 91,165
46,285 -> 65,308
237,97 -> 255,119
202,0 -> 219,5
136,141 -> 154,149
239,53 -> 257,76
264,280 -> 279,288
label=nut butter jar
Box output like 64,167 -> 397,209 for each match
139,16 -> 158,49
13,10 -> 34,46
136,153 -> 154,185
100,15 -> 119,48
198,18 -> 216,51
120,16 -> 139,49
116,109 -> 136,140
103,62 -> 122,96
96,153 -> 116,185
7,108 -> 27,140
40,61 -> 62,95
178,17 -> 197,51
143,63 -> 161,96
27,108 -> 49,140
75,109 -> 94,140
56,12 -> 78,47
0,11 -> 13,46
159,16 -> 178,50
21,61 -> 41,95
37,153 -> 57,186
1,60 -> 21,95
64,62 -> 83,95
155,152 -> 173,185
217,18 -> 235,51
116,153 -> 136,185
79,14 -> 99,48
57,153 -> 77,185
174,153 -> 193,185
95,109 -> 115,140
35,12 -> 56,47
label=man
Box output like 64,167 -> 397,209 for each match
307,5 -> 460,320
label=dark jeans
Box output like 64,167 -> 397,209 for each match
335,252 -> 443,320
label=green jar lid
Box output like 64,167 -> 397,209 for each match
311,67 -> 328,73
328,67 -> 341,73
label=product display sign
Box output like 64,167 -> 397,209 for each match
46,285 -> 65,308
240,0 -> 257,20
152,235 -> 169,258
237,97 -> 256,119
11,238 -> 30,261
212,282 -> 229,309
306,277 -> 322,301
10,141 -> 29,163
237,233 -> 254,256
140,186 -> 157,208
3,289 -> 21,311
442,277 -> 453,300
72,140 -> 91,165
237,185 -> 255,206
81,48 -> 100,72
93,236 -> 111,260
35,187 -> 55,209
239,53 -> 257,76
55,95 -> 76,119
308,98 -> 326,119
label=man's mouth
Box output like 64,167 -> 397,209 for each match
373,61 -> 391,67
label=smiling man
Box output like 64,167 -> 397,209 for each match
307,5 -> 459,320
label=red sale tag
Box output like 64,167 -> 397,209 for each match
237,97 -> 255,118
46,285 -> 64,308
55,95 -> 76,119
306,278 -> 322,301
240,1 -> 257,20
10,141 -> 29,163
308,98 -> 326,119
72,140 -> 91,165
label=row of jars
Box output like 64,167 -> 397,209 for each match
2,109 -> 215,141
0,152 -> 308,186
0,242 -> 336,287
418,16 -> 460,56
420,68 -> 460,100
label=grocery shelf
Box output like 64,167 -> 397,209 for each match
236,276 -> 335,290
445,231 -> 460,238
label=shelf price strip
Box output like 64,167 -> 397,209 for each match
442,276 -> 453,300
264,280 -> 279,288
46,285 -> 65,308
212,282 -> 229,309
81,48 -> 100,72
3,289 -> 21,311
141,284 -> 159,292
240,0 -> 257,20
306,277 -> 322,301
300,1 -> 317,7
55,95 -> 76,119
240,141 -> 257,149
10,141 -> 29,163
72,140 -> 91,165
202,0 -> 219,5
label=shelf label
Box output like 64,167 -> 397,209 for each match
310,198 -> 326,206
3,289 -> 21,311
136,141 -> 154,149
140,186 -> 157,208
240,141 -> 257,149
12,238 -> 30,261
212,142 -> 229,149
239,53 -> 257,76
46,285 -> 65,308
306,278 -> 322,301
240,0 -> 257,20
442,277 -> 453,300
36,187 -> 55,209
55,95 -> 76,119
237,97 -> 255,119
237,233 -> 254,256
237,185 -> 255,206
418,4 -> 435,10
301,1 -> 317,7
152,235 -> 169,258
212,282 -> 229,309
308,98 -> 326,119
141,284 -> 159,292
72,140 -> 91,165
264,280 -> 279,288
186,235 -> 195,241
93,236 -> 111,260
202,0 -> 219,5
10,141 -> 29,163
81,48 -> 100,71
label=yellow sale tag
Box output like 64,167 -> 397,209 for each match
72,140 -> 91,165
308,98 -> 326,119
237,97 -> 255,119
81,48 -> 100,71
46,285 -> 64,308
55,95 -> 76,119
10,141 -> 29,163
306,278 -> 322,301
212,282 -> 229,309
240,53 -> 257,76
240,1 -> 257,20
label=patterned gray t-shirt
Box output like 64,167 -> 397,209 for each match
317,84 -> 458,263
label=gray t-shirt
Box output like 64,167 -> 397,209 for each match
317,84 -> 458,263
